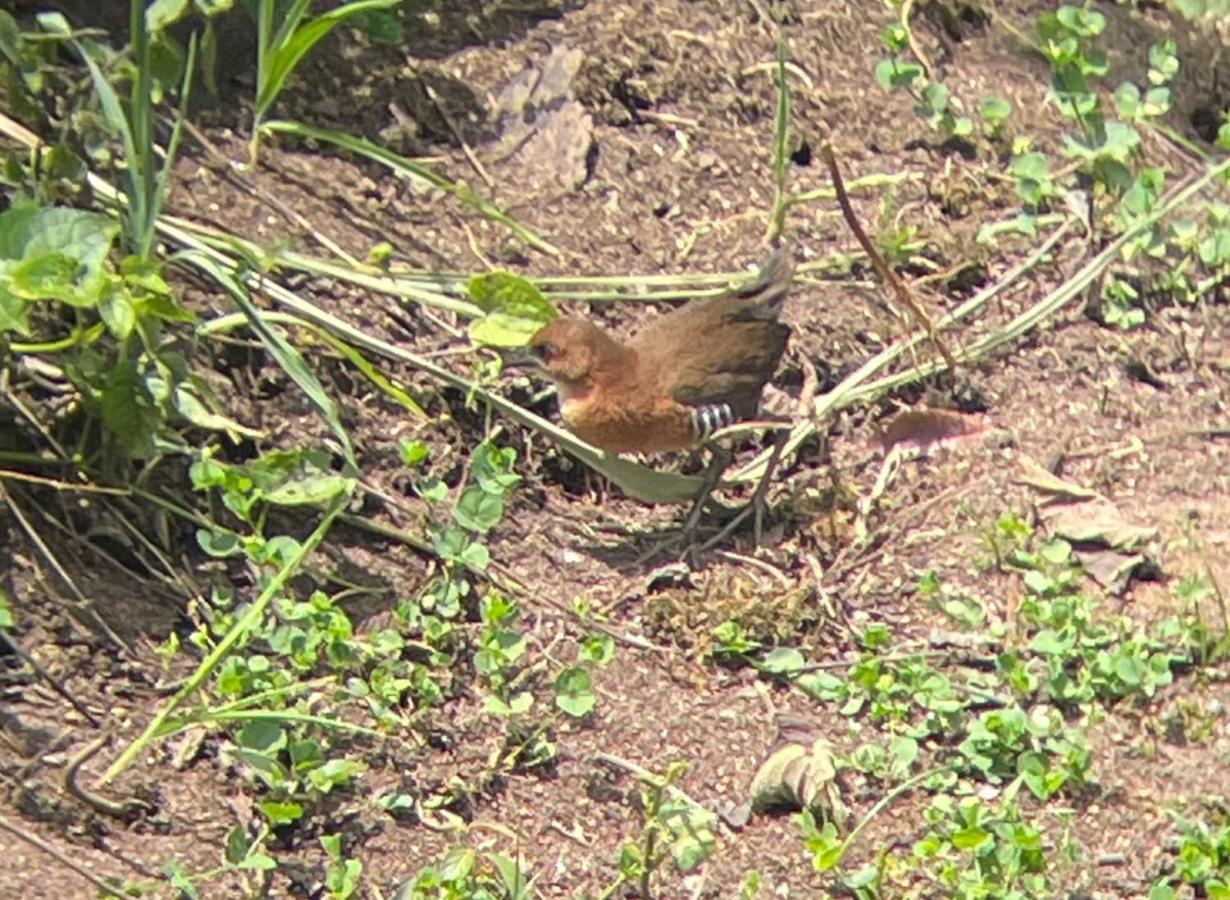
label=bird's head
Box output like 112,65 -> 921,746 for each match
524,317 -> 625,400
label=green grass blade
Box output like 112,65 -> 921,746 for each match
71,39 -> 145,254
766,24 -> 791,244
153,32 -> 197,247
268,0 -> 313,52
255,0 -> 399,121
158,708 -> 387,741
260,120 -> 560,256
100,491 -> 350,784
128,0 -> 155,258
200,310 -> 426,418
180,250 -> 357,469
256,0 -> 275,103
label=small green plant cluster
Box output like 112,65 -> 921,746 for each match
602,761 -> 717,898
0,200 -> 242,461
912,794 -> 1050,899
772,504 -> 1216,893
989,519 -> 1187,707
875,21 -> 979,146
396,845 -> 534,900
404,434 -> 610,757
1152,810 -> 1230,899
875,3 -> 1230,330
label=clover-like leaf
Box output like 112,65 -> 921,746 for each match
467,271 -> 558,347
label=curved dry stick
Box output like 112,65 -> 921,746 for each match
65,734 -> 151,819
822,142 -> 957,370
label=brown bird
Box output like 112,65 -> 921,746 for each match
518,251 -> 793,546
523,251 -> 792,456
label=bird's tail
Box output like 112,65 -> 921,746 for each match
731,248 -> 793,321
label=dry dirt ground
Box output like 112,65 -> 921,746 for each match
3,0 -> 1230,897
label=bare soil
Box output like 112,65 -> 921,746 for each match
3,0 -> 1230,897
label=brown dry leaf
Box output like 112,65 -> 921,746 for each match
723,715 -> 847,829
1012,456 -> 1099,501
876,407 -> 988,454
1043,500 -> 1157,552
1016,456 -> 1160,594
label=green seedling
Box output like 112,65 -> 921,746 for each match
248,0 -> 399,163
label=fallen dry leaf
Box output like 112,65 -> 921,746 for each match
877,407 -> 988,454
722,714 -> 847,829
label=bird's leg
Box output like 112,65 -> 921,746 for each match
749,430 -> 788,545
679,444 -> 733,542
699,429 -> 787,551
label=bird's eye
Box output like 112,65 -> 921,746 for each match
534,341 -> 559,362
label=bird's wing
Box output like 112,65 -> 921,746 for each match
629,250 -> 792,355
630,251 -> 793,415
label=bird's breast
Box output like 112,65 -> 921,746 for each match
560,393 -> 695,454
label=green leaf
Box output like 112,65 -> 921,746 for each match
1113,82 -> 1141,119
459,541 -> 490,571
951,826 -> 991,851
487,852 -> 531,897
259,799 -> 303,826
453,485 -> 505,533
102,358 -> 160,457
1208,881 -> 1230,900
1039,538 -> 1072,564
398,439 -> 429,467
354,8 -> 403,43
472,442 -> 521,494
980,95 -> 1012,124
673,831 -> 715,872
1010,151 -> 1049,181
874,57 -> 924,90
164,861 -> 199,899
0,589 -> 14,630
239,853 -> 278,871
0,205 -> 120,308
440,847 -> 477,882
264,472 -> 352,506
1114,653 -> 1145,686
467,272 -> 558,348
1200,229 -> 1230,267
580,634 -> 615,664
1143,86 -> 1171,117
760,646 -> 805,675
307,758 -> 364,791
0,286 -> 30,336
889,735 -> 919,776
1147,38 -> 1179,84
921,81 -> 950,114
98,285 -> 136,338
9,253 -> 92,306
555,666 -> 596,717
146,0 -> 191,32
197,528 -> 242,558
225,824 -> 251,865
238,719 -> 286,753
484,691 -> 533,716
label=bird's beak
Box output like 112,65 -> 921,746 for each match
501,348 -> 540,371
